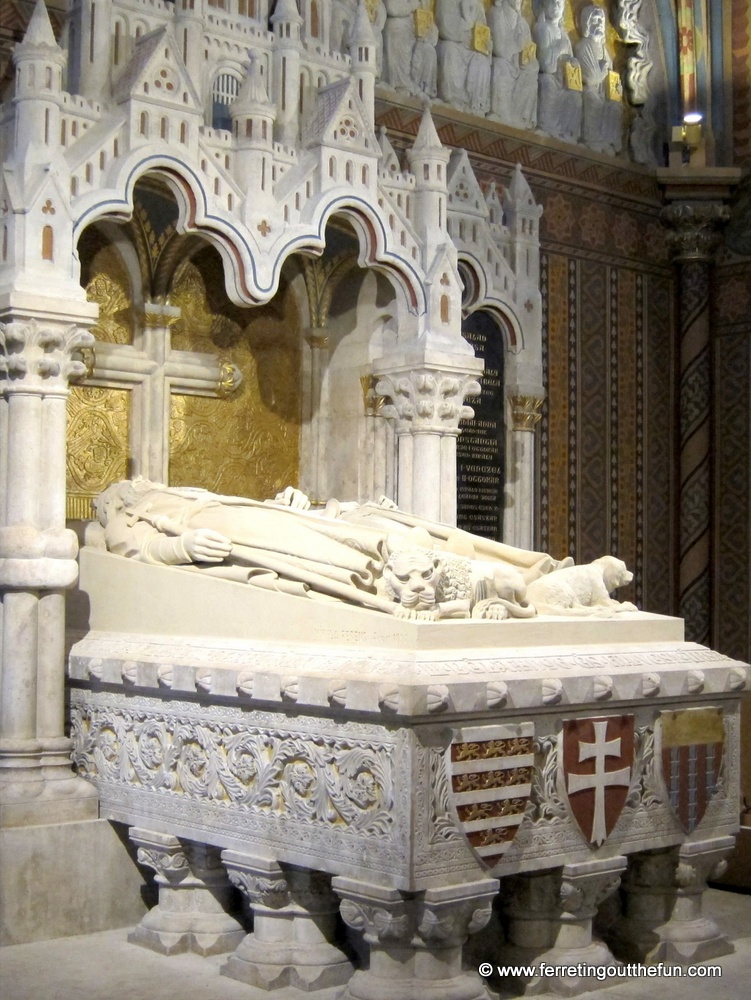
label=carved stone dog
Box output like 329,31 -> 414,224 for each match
525,556 -> 637,616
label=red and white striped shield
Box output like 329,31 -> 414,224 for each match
447,723 -> 534,867
659,708 -> 724,833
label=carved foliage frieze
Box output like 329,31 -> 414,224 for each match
71,697 -> 395,839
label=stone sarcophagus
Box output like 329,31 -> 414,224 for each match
68,547 -> 746,998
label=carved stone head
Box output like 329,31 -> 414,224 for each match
581,4 -> 606,39
382,545 -> 445,612
93,478 -> 159,525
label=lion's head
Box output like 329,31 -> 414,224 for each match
382,547 -> 444,612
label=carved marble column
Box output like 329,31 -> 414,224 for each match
129,828 -> 245,956
360,374 -> 394,502
506,393 -> 544,551
222,852 -> 352,991
0,319 -> 98,826
660,203 -> 728,645
611,837 -> 735,964
501,857 -> 627,995
302,330 -> 329,502
334,876 -> 498,1000
375,365 -> 482,523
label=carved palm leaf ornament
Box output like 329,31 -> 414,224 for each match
657,707 -> 724,834
561,715 -> 635,847
446,723 -> 534,867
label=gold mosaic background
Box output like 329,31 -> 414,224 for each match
67,227 -> 301,516
66,230 -> 134,519
169,248 -> 301,497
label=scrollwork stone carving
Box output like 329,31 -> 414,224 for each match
71,702 -> 395,838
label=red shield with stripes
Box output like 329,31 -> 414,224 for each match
447,723 -> 534,868
659,708 -> 724,833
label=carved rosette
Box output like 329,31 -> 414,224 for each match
509,394 -> 544,432
375,369 -> 481,435
0,320 -> 95,395
660,203 -> 730,262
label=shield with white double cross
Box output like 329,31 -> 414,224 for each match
561,716 -> 635,847
658,707 -> 724,833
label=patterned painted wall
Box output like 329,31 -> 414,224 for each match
379,105 -> 678,616
534,184 -> 674,616
732,0 -> 751,164
714,247 -> 751,665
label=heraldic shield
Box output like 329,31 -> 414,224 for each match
447,723 -> 534,867
659,707 -> 724,833
561,716 -> 634,847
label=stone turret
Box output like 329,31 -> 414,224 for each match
231,54 -> 277,208
72,0 -> 112,98
407,107 -> 451,266
271,0 -> 303,145
349,0 -> 377,131
12,0 -> 66,155
175,0 -> 206,96
503,163 -> 542,286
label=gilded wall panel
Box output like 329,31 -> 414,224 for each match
66,387 -> 130,519
168,250 -> 301,498
66,230 -> 135,518
78,229 -> 135,345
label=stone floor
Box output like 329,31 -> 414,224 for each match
2,889 -> 750,1000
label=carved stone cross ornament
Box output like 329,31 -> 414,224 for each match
561,716 -> 634,846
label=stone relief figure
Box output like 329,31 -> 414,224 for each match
410,6 -> 439,98
330,0 -> 358,52
488,0 -> 539,130
381,0 -> 419,92
575,4 -> 623,155
91,479 -> 602,622
370,0 -> 388,76
533,0 -> 582,144
435,0 -> 491,116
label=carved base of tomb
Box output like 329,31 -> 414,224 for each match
221,854 -> 353,991
334,878 -> 498,1000
65,549 -> 747,994
127,829 -> 245,956
500,858 -> 627,996
606,837 -> 736,965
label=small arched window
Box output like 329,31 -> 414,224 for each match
211,72 -> 240,130
42,226 -> 54,262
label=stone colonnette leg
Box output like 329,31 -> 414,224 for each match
128,828 -> 245,956
333,876 -> 498,1000
501,856 -> 627,996
613,836 -> 735,964
222,852 -> 352,991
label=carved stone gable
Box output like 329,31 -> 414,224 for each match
302,78 -> 380,158
112,26 -> 202,114
447,150 -> 489,220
